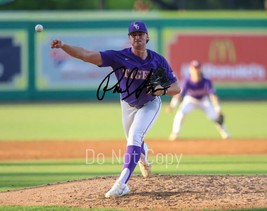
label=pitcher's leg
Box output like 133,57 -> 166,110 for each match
120,100 -> 137,140
117,145 -> 141,184
126,97 -> 161,178
106,98 -> 161,198
138,142 -> 151,178
140,141 -> 146,162
127,97 -> 162,146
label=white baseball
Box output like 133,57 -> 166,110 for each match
35,24 -> 43,32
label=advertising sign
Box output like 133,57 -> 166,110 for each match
0,31 -> 28,91
164,30 -> 267,87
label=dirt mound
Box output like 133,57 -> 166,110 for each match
0,175 -> 266,210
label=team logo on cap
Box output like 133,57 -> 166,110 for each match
133,23 -> 139,30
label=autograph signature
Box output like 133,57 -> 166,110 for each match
96,66 -> 168,101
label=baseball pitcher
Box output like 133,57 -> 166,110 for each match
51,21 -> 180,197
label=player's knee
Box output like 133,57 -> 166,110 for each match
128,131 -> 143,147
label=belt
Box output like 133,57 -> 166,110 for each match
128,103 -> 144,109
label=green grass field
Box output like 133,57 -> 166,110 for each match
0,101 -> 267,140
1,155 -> 266,192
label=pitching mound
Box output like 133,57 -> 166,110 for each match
0,175 -> 266,210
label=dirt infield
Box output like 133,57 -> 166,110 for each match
0,139 -> 266,210
0,139 -> 267,160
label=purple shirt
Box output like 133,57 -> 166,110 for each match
100,48 -> 177,106
180,77 -> 215,100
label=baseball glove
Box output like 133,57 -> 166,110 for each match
147,67 -> 172,95
216,113 -> 224,125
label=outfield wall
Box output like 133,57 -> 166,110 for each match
0,11 -> 267,101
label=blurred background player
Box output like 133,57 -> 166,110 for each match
51,21 -> 180,197
166,60 -> 230,141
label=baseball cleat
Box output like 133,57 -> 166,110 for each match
139,160 -> 151,178
139,143 -> 151,178
168,133 -> 177,141
221,132 -> 230,139
105,181 -> 130,198
215,124 -> 230,139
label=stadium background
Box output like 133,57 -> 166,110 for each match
0,11 -> 267,101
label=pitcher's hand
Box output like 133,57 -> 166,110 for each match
51,39 -> 63,49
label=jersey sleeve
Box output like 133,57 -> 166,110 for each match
99,50 -> 117,68
207,79 -> 216,95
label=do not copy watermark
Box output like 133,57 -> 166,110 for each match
85,148 -> 183,169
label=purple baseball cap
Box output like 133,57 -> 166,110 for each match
128,21 -> 148,35
190,60 -> 201,68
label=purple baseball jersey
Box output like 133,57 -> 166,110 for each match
180,77 -> 215,100
100,47 -> 177,106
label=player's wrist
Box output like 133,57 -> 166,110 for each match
61,41 -> 65,49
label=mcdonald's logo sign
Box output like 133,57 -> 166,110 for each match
209,39 -> 236,63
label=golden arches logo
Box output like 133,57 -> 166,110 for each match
209,39 -> 236,63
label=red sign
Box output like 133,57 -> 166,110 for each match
168,34 -> 267,83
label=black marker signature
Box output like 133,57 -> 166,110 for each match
96,66 -> 169,101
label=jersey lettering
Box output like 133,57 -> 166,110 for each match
124,68 -> 150,80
